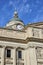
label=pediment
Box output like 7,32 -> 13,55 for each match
26,22 -> 43,29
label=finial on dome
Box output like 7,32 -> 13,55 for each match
14,10 -> 18,18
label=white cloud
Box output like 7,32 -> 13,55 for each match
33,15 -> 39,22
24,4 -> 30,13
9,1 -> 13,5
33,13 -> 43,22
18,3 -> 30,14
36,0 -> 40,4
16,0 -> 20,4
29,9 -> 32,12
19,6 -> 24,12
26,4 -> 29,8
23,0 -> 27,3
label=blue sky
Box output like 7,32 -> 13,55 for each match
0,0 -> 43,27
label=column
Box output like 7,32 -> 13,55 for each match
13,48 -> 16,65
28,47 -> 37,65
1,46 -> 5,65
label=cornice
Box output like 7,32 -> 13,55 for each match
0,36 -> 43,44
0,27 -> 26,32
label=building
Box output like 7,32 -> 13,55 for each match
0,11 -> 43,65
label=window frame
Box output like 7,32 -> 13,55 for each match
6,48 -> 11,58
18,50 -> 22,59
17,49 -> 22,59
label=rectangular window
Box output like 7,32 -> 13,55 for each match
18,51 -> 22,59
6,49 -> 11,58
32,28 -> 39,37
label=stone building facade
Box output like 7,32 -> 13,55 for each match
0,11 -> 43,65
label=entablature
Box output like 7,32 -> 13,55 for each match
0,26 -> 43,43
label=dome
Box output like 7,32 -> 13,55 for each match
6,11 -> 24,28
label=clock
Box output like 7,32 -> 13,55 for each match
16,24 -> 24,30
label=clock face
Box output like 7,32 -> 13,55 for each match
16,25 -> 24,30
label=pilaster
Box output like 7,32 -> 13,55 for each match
29,47 -> 37,65
13,48 -> 16,65
1,46 -> 5,65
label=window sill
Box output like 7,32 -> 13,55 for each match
5,57 -> 13,60
17,58 -> 24,61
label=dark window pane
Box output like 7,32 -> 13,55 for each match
18,51 -> 22,59
7,49 -> 11,58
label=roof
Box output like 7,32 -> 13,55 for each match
6,11 -> 24,27
11,17 -> 23,23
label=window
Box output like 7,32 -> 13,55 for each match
6,49 -> 11,58
32,28 -> 39,37
18,51 -> 22,59
41,29 -> 43,38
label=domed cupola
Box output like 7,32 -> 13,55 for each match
6,11 -> 24,30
